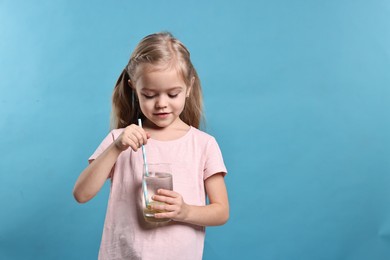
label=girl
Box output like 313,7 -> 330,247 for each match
73,32 -> 229,260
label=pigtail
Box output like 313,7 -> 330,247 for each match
110,69 -> 140,129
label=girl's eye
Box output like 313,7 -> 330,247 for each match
142,94 -> 155,99
168,94 -> 179,98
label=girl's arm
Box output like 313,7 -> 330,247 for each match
73,124 -> 149,203
152,173 -> 229,226
73,142 -> 122,203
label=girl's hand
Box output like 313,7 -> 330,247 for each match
151,189 -> 189,222
114,124 -> 150,151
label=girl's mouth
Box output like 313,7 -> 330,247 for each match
154,112 -> 170,119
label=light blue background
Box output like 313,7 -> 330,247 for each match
1,0 -> 389,259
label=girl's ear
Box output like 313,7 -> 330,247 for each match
128,79 -> 135,90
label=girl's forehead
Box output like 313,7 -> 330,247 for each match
139,62 -> 183,75
136,65 -> 187,90
136,63 -> 186,83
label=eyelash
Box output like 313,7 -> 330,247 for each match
143,94 -> 155,99
142,94 -> 179,99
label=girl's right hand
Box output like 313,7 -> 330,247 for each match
114,124 -> 150,151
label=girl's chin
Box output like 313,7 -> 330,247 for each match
145,118 -> 173,129
146,116 -> 181,129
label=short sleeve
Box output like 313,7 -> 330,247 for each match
88,131 -> 115,163
203,137 -> 227,180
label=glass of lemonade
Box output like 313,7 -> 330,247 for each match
142,163 -> 173,223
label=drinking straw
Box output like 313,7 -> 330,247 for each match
138,118 -> 149,207
138,119 -> 149,177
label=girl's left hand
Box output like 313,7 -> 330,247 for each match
151,189 -> 189,222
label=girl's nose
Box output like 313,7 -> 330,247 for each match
155,96 -> 168,109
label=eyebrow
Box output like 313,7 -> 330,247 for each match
141,86 -> 183,92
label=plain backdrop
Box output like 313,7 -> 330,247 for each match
1,0 -> 390,259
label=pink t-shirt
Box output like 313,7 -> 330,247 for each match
89,126 -> 227,260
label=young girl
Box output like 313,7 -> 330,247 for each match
73,32 -> 229,260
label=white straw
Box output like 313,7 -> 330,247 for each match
138,118 -> 149,177
138,118 -> 149,207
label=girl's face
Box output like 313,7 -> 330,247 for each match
133,66 -> 191,129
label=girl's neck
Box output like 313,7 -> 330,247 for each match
143,119 -> 190,141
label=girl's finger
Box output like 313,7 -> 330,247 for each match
136,127 -> 149,145
154,212 -> 172,219
132,130 -> 144,145
125,125 -> 145,144
157,189 -> 177,197
128,135 -> 139,147
127,138 -> 139,151
152,195 -> 176,205
151,203 -> 175,212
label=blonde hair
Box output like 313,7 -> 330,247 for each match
111,32 -> 203,129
